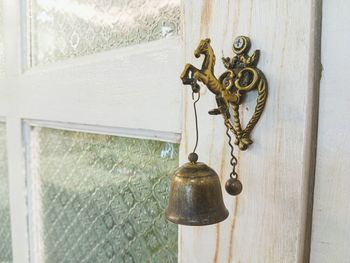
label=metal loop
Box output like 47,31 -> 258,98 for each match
230,171 -> 238,179
192,91 -> 200,154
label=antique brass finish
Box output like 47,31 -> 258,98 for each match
166,36 -> 267,226
166,91 -> 229,226
180,36 -> 267,151
225,177 -> 243,196
165,157 -> 229,226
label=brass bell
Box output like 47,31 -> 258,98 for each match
165,153 -> 229,226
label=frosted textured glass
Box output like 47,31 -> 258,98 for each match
0,123 -> 13,263
29,0 -> 181,66
30,127 -> 178,263
0,2 -> 4,77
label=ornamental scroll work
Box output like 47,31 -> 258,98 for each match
180,36 -> 267,150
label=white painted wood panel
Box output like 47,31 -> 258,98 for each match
0,38 -> 183,133
3,0 -> 31,262
310,0 -> 350,262
20,39 -> 183,133
1,1 -> 184,262
179,1 -> 321,262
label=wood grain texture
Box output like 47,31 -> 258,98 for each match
179,0 -> 321,262
310,0 -> 350,262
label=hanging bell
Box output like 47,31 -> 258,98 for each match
165,153 -> 229,226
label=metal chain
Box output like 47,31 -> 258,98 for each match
223,114 -> 239,142
224,117 -> 239,179
189,79 -> 238,180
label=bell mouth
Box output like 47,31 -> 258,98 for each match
166,208 -> 229,226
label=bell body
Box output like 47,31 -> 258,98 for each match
165,162 -> 229,226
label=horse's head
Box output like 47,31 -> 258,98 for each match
194,38 -> 211,58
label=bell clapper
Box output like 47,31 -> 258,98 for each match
225,177 -> 243,196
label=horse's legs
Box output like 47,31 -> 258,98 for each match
193,71 -> 209,85
180,64 -> 199,85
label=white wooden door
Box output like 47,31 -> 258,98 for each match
0,0 -> 183,262
2,0 -> 346,263
179,1 -> 321,262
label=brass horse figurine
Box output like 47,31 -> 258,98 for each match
180,39 -> 238,106
180,37 -> 267,150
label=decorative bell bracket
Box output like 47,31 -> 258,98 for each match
181,36 -> 267,151
166,36 -> 267,226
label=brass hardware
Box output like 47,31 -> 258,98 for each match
165,156 -> 229,226
180,36 -> 267,150
166,36 -> 267,226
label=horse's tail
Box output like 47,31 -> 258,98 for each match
241,75 -> 268,144
226,74 -> 267,150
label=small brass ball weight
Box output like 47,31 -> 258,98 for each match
225,178 -> 243,196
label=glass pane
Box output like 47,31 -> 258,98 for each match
0,1 -> 5,77
0,123 -> 13,263
30,127 -> 178,263
29,0 -> 182,67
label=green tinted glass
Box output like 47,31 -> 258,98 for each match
0,123 -> 13,263
30,127 -> 178,263
28,0 -> 182,66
